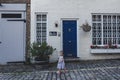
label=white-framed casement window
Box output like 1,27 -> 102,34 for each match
36,13 -> 47,44
92,14 -> 120,47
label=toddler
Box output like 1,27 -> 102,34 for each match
57,51 -> 66,74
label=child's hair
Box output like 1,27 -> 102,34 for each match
60,50 -> 63,56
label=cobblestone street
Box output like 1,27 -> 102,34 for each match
0,60 -> 120,80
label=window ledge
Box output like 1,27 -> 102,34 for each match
91,49 -> 120,54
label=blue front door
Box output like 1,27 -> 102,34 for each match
63,20 -> 77,57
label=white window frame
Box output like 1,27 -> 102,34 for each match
92,13 -> 120,47
35,13 -> 47,44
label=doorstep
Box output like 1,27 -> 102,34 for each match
64,57 -> 80,62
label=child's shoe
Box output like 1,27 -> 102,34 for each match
57,71 -> 61,74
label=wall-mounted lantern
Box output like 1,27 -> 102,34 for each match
55,21 -> 58,27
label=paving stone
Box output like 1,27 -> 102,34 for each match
51,72 -> 57,80
0,60 -> 120,80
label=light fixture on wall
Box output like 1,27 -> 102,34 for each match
55,21 -> 58,27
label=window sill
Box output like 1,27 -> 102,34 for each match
90,48 -> 120,54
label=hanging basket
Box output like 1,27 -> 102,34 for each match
81,23 -> 91,32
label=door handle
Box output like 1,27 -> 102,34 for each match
0,42 -> 2,44
69,41 -> 71,43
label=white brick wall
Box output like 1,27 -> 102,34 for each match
31,0 -> 120,62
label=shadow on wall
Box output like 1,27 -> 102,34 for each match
49,50 -> 59,63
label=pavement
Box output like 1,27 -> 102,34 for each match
0,59 -> 120,80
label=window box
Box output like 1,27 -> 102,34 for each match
90,45 -> 118,49
90,44 -> 120,53
90,45 -> 108,49
91,48 -> 120,54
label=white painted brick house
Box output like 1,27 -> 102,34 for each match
31,0 -> 120,62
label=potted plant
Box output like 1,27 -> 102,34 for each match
30,42 -> 55,63
81,22 -> 91,32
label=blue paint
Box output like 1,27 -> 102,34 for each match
63,20 -> 77,57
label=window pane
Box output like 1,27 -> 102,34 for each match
113,38 -> 116,44
118,38 -> 120,44
117,16 -> 120,23
92,15 -> 96,21
42,15 -> 47,21
103,38 -> 107,45
42,23 -> 46,28
97,15 -> 101,21
97,38 -> 101,45
92,38 -> 96,45
108,15 -> 111,23
37,15 -> 41,21
103,15 -> 107,23
113,16 -> 116,23
37,23 -> 41,27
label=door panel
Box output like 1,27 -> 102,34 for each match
63,20 -> 77,57
0,12 -> 25,64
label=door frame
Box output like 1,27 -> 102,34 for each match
60,18 -> 79,58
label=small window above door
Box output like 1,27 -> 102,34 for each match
1,14 -> 22,18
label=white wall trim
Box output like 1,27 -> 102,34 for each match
61,18 -> 79,20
